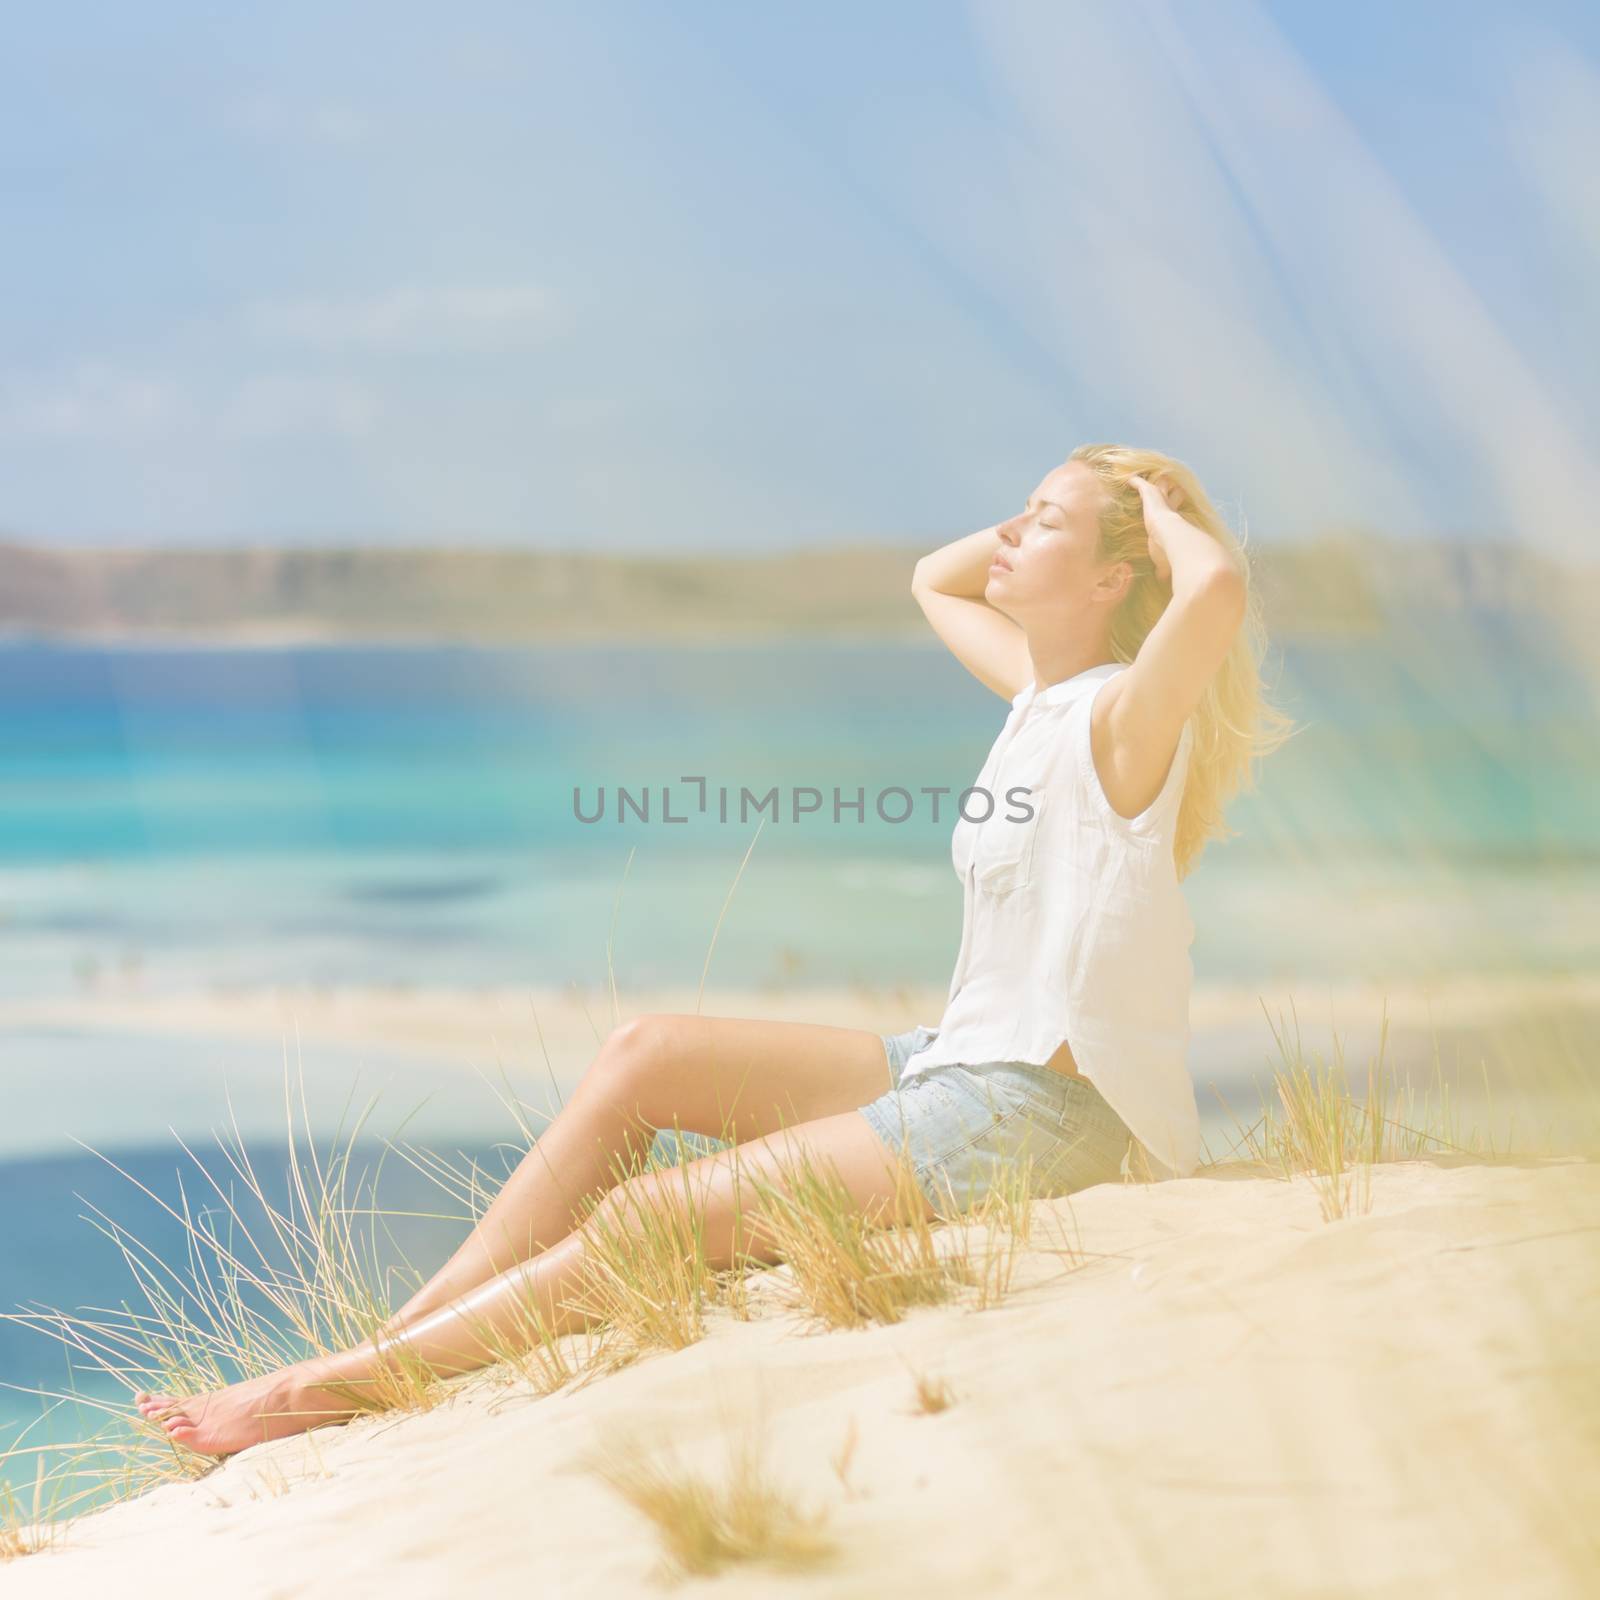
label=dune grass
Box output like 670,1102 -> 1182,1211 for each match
718,1112 -> 1068,1331
907,1370 -> 957,1415
0,1040 -> 1067,1551
1206,994 -> 1531,1221
577,1419 -> 836,1581
0,981 -> 1556,1557
0,1450 -> 57,1561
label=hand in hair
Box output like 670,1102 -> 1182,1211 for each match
1127,473 -> 1186,586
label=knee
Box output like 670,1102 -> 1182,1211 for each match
580,1168 -> 689,1240
595,1014 -> 677,1097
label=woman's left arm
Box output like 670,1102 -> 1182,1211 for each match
1129,474 -> 1243,601
1087,477 -> 1247,821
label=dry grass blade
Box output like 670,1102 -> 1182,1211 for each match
464,1276 -> 613,1401
738,1123 -> 1056,1329
558,1149 -> 723,1372
0,1449 -> 58,1562
908,1370 -> 956,1414
0,1404 -> 189,1558
579,1424 -> 834,1580
942,1150 -> 1042,1309
640,1113 -> 756,1323
829,1416 -> 861,1496
741,1136 -> 950,1330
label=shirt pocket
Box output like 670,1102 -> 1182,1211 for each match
972,786 -> 1048,896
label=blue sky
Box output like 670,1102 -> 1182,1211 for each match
2,0 -> 1597,556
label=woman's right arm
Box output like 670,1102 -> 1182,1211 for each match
911,526 -> 1032,702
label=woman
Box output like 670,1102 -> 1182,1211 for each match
138,443 -> 1278,1456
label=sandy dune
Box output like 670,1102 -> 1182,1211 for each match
6,1155 -> 1597,1598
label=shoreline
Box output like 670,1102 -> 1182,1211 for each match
5,971 -> 1600,1065
5,975 -> 1595,1165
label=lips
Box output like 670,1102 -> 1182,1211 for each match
991,554 -> 1012,572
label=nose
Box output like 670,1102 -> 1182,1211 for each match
997,516 -> 1021,545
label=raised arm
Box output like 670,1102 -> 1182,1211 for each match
911,526 -> 1032,703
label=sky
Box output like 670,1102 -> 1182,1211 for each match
2,0 -> 1598,557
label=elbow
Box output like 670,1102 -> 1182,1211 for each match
1185,566 -> 1246,619
1214,569 -> 1248,622
911,557 -> 929,596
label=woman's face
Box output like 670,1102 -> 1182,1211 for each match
984,461 -> 1116,620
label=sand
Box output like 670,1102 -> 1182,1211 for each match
6,973 -> 1597,1165
4,1154 -> 1596,1597
10,970 -> 1600,1074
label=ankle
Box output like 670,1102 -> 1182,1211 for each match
279,1364 -> 360,1427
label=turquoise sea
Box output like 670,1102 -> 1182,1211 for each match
4,623 -> 1597,1007
3,620 -> 1598,1495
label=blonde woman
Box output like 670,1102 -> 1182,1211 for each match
138,444 -> 1281,1455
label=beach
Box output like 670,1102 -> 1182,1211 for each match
4,972 -> 1596,1163
10,970 -> 1600,1063
8,0 -> 1600,1582
5,1150 -> 1595,1597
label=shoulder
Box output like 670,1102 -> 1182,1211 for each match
1085,672 -> 1191,824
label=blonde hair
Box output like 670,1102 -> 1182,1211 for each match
1066,442 -> 1297,880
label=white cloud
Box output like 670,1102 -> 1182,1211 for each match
216,375 -> 379,440
243,285 -> 559,352
0,364 -> 377,443
0,363 -> 181,439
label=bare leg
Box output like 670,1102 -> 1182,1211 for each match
138,1107 -> 926,1456
371,1013 -> 895,1331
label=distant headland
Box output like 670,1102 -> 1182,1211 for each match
0,529 -> 1591,645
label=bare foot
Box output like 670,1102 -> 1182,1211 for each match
133,1368 -> 359,1457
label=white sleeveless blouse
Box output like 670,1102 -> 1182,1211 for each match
901,661 -> 1200,1179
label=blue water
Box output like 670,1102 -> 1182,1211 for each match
3,623 -> 1599,1503
3,627 -> 1598,1006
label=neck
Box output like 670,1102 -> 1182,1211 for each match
1024,632 -> 1117,694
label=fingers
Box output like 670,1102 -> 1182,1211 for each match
1129,472 -> 1183,510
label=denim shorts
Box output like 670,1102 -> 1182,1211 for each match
856,1025 -> 1138,1216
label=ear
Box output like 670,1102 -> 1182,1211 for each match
1095,557 -> 1135,604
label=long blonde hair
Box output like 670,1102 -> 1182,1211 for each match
1066,442 -> 1297,880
